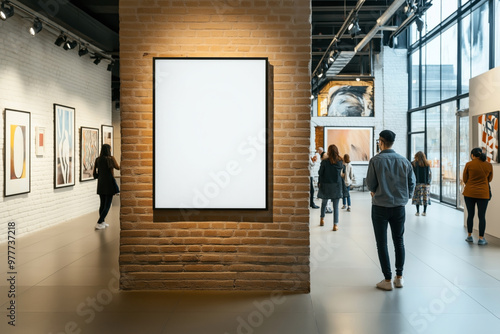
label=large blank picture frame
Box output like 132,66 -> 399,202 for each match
154,57 -> 268,209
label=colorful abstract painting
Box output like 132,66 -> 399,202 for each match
324,127 -> 373,164
80,127 -> 99,181
478,111 -> 499,163
54,104 -> 75,188
4,109 -> 31,196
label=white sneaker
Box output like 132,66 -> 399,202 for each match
103,223 -> 109,227
376,280 -> 393,291
95,223 -> 106,230
394,277 -> 404,288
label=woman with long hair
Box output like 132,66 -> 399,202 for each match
341,153 -> 354,212
463,148 -> 493,245
317,144 -> 344,231
92,144 -> 120,230
411,151 -> 432,216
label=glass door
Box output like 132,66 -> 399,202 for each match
457,108 -> 469,210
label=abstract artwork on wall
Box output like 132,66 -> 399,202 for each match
324,127 -> 373,164
54,104 -> 75,188
317,80 -> 374,117
80,127 -> 99,182
478,111 -> 499,163
4,109 -> 31,197
35,126 -> 45,156
101,125 -> 113,154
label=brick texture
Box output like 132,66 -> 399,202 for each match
119,0 -> 312,291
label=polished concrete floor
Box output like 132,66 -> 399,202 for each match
1,192 -> 500,334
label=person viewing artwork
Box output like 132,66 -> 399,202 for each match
463,147 -> 493,245
411,151 -> 432,216
341,154 -> 354,212
92,144 -> 120,230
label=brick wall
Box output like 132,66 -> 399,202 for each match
0,15 -> 112,243
119,1 -> 312,291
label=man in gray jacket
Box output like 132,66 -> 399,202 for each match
366,130 -> 415,291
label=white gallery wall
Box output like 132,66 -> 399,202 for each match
468,66 -> 500,238
0,15 -> 112,243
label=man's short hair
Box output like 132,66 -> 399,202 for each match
379,130 -> 396,145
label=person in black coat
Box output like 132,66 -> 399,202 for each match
411,151 -> 431,216
92,144 -> 120,230
317,144 -> 344,231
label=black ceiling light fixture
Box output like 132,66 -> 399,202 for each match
29,18 -> 42,36
107,61 -> 114,71
348,16 -> 361,38
92,55 -> 101,65
78,45 -> 89,57
63,39 -> 78,50
54,33 -> 66,46
0,1 -> 14,21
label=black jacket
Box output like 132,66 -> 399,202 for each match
94,156 -> 120,195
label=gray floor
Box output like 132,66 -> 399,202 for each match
1,192 -> 500,334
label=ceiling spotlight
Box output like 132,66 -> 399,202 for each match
92,56 -> 101,65
0,1 -> 14,21
356,78 -> 361,81
78,46 -> 89,57
349,21 -> 361,38
107,62 -> 114,71
317,70 -> 323,79
415,16 -> 424,32
29,18 -> 42,36
63,40 -> 77,50
54,33 -> 66,47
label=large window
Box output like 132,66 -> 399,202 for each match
425,0 -> 441,33
424,37 -> 441,105
441,24 -> 457,100
471,2 -> 489,78
411,51 -> 420,109
427,107 -> 441,199
441,101 -> 457,204
496,0 -> 500,66
461,13 -> 471,93
442,0 -> 458,21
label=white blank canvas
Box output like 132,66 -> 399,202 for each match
154,58 -> 267,209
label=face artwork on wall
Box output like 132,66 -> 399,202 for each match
317,80 -> 374,117
324,127 -> 373,164
477,111 -> 499,163
4,109 -> 31,196
54,104 -> 75,188
80,127 -> 99,181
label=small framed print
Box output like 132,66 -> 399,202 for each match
35,126 -> 45,156
54,104 -> 75,188
80,127 -> 99,181
4,109 -> 31,197
101,125 -> 113,154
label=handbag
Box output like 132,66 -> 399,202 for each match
112,177 -> 120,194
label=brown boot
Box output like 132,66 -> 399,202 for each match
320,218 -> 324,226
333,224 -> 338,231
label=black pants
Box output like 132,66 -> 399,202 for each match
98,194 -> 114,224
310,177 -> 315,206
464,196 -> 489,237
371,205 -> 405,280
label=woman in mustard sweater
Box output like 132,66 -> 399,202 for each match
463,148 -> 493,245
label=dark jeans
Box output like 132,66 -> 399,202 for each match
310,177 -> 315,206
98,194 -> 114,224
321,198 -> 340,224
342,185 -> 351,206
371,205 -> 405,280
464,196 -> 489,237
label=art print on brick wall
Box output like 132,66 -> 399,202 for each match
54,104 -> 75,188
317,80 -> 374,117
477,111 -> 499,163
4,109 -> 31,197
80,127 -> 99,182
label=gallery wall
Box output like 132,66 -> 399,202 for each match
0,15 -> 112,243
119,0 -> 311,291
468,66 -> 500,238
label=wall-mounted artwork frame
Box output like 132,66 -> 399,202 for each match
324,126 -> 374,165
54,104 -> 75,188
477,111 -> 499,163
80,127 -> 99,182
101,124 -> 113,154
35,126 -> 45,156
153,57 -> 268,210
317,80 -> 374,117
4,109 -> 31,197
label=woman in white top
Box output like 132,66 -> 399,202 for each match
341,154 -> 354,212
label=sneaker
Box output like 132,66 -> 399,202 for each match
311,204 -> 320,209
341,205 -> 346,209
95,223 -> 106,230
376,279 -> 393,291
478,238 -> 488,245
394,277 -> 404,288
422,212 -> 426,216
326,208 -> 333,214
347,207 -> 351,212
465,236 -> 473,243
103,223 -> 109,227
415,212 -> 420,216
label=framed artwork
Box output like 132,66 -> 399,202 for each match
35,126 -> 45,156
153,57 -> 268,209
4,109 -> 31,197
317,80 -> 374,117
324,126 -> 373,164
54,104 -> 75,188
80,127 -> 99,182
101,125 -> 113,154
478,111 -> 499,163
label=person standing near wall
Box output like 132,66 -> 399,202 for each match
366,130 -> 415,291
463,147 -> 493,245
93,144 -> 120,230
341,154 -> 354,212
317,144 -> 344,230
411,151 -> 432,216
309,147 -> 323,209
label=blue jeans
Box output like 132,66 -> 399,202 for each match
371,205 -> 405,280
98,194 -> 114,224
320,198 -> 340,224
342,185 -> 351,206
464,196 -> 489,237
